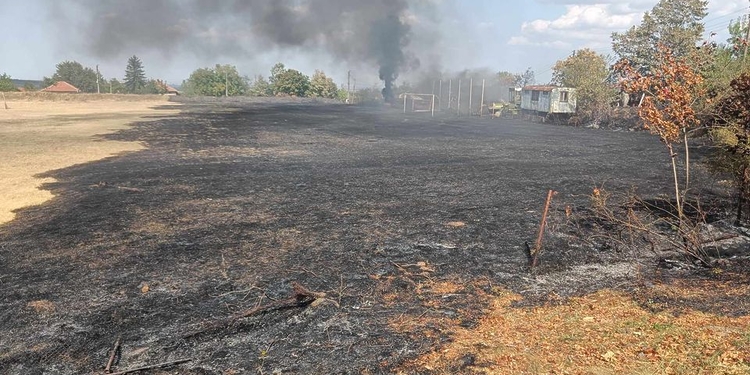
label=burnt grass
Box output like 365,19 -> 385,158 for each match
0,98 -> 734,374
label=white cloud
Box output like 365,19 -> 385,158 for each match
508,0 -> 749,51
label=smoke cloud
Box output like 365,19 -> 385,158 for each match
56,0 -> 428,100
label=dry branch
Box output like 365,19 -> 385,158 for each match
104,335 -> 121,373
106,358 -> 192,375
185,282 -> 324,338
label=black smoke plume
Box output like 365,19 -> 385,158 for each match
55,0 -> 424,100
372,13 -> 410,103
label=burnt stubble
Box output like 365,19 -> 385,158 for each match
0,98 -> 680,374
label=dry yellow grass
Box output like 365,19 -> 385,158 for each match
0,98 -> 180,225
399,278 -> 750,375
26,300 -> 56,314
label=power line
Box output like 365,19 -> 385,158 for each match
705,8 -> 748,23
532,12 -> 750,83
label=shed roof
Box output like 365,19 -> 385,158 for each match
522,85 -> 559,92
42,81 -> 80,93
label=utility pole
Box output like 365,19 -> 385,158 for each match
96,65 -> 100,94
744,13 -> 750,65
347,70 -> 351,103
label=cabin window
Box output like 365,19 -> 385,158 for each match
531,91 -> 540,101
560,91 -> 569,103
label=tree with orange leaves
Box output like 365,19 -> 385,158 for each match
615,46 -> 706,252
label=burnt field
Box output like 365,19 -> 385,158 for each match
0,99 -> 729,374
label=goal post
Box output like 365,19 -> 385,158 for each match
402,93 -> 437,117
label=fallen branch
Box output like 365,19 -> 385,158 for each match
699,233 -> 741,245
185,282 -> 324,339
107,358 -> 192,375
104,335 -> 121,373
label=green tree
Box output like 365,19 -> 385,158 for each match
726,16 -> 750,58
182,64 -> 248,97
0,73 -> 15,92
519,68 -> 535,86
139,79 -> 168,95
553,49 -> 618,123
337,85 -> 349,102
269,63 -> 286,87
108,78 -> 127,94
616,47 -> 706,261
43,61 -> 98,92
249,75 -> 273,97
309,70 -> 338,98
612,0 -> 708,71
497,71 -> 521,87
124,55 -> 147,94
274,69 -> 311,97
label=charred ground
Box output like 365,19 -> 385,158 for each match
0,98 -> 735,374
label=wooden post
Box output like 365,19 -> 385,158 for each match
480,79 -> 486,117
457,80 -> 462,116
2,92 -> 8,110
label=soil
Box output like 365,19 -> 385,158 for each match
0,97 -> 744,374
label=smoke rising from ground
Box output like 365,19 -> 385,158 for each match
55,0 -> 428,100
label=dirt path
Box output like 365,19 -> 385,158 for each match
0,99 -> 180,225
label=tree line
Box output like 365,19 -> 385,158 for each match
1,58 -> 346,100
181,62 -> 345,99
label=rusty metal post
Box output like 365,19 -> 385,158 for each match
531,189 -> 556,269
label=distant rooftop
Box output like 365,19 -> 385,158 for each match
41,81 -> 81,93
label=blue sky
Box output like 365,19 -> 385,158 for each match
1,1 -> 747,87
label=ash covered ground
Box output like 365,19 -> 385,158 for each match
0,98 -> 725,374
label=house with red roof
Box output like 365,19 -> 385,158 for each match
41,81 -> 81,93
155,80 -> 179,95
